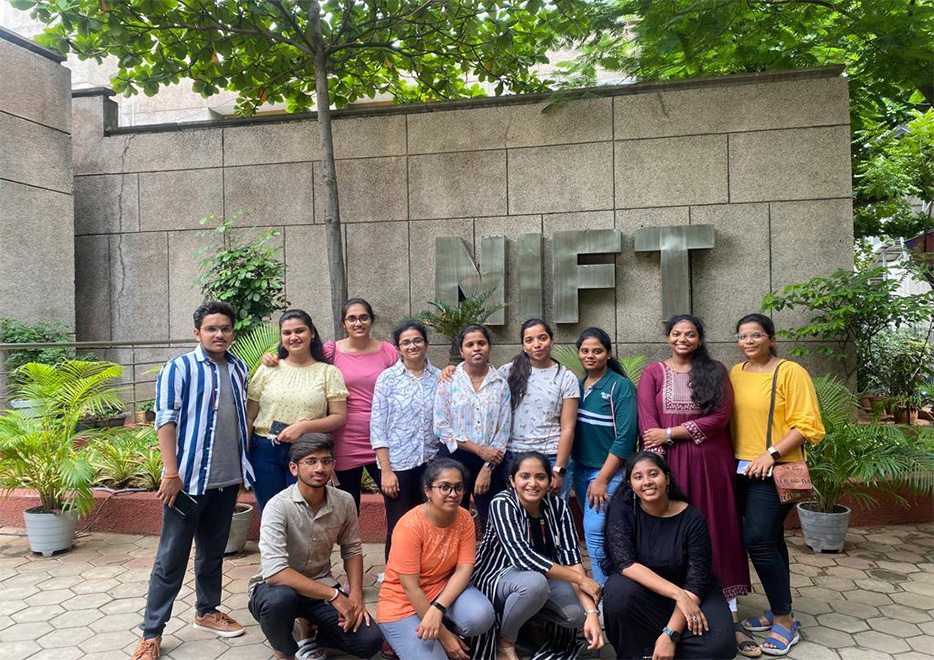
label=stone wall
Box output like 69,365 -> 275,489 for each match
72,67 -> 853,372
0,28 -> 75,330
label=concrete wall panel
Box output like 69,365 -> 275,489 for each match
224,121 -> 319,167
283,224 -> 336,335
408,106 -> 509,154
332,115 -> 407,159
615,77 -> 849,140
0,112 -> 72,194
505,98 -> 613,148
729,126 -> 852,202
0,38 -> 71,133
139,168 -> 223,231
508,142 -> 614,215
346,222 -> 411,335
75,234 -> 112,341
408,151 -> 507,220
167,230 -> 210,339
74,174 -> 139,235
313,157 -> 407,223
225,163 -> 315,226
109,233 -> 168,341
616,135 -> 728,208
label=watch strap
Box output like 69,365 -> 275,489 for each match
662,626 -> 681,643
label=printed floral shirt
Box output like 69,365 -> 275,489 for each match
433,363 -> 511,453
369,360 -> 441,471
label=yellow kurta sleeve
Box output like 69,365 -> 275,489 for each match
323,365 -> 349,401
247,363 -> 271,402
780,361 -> 825,447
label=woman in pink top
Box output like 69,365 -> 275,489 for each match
326,298 -> 398,511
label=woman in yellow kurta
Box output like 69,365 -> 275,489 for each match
730,313 -> 824,658
246,310 -> 348,513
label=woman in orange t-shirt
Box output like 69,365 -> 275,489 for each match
377,458 -> 494,660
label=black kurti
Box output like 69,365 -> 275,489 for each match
602,499 -> 735,660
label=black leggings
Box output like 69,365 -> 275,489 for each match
603,573 -> 735,659
335,462 -> 382,514
382,464 -> 426,560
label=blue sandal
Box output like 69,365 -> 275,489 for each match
741,611 -> 773,632
760,621 -> 800,657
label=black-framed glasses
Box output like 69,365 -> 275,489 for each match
298,457 -> 335,468
345,314 -> 371,324
399,337 -> 425,348
431,483 -> 465,495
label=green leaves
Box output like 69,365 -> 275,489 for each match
197,213 -> 289,333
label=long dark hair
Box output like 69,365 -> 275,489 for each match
602,452 -> 690,576
664,315 -> 723,415
508,319 -> 554,410
576,327 -> 626,377
277,309 -> 328,363
736,313 -> 778,357
507,450 -> 553,484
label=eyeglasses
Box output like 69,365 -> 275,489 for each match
298,457 -> 335,468
431,483 -> 465,495
204,325 -> 234,335
735,332 -> 768,342
399,337 -> 425,347
344,314 -> 371,324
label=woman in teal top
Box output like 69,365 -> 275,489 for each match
569,327 -> 638,586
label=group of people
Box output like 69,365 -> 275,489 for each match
131,298 -> 825,660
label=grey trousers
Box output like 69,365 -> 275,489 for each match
378,585 -> 495,660
140,486 -> 238,638
494,568 -> 586,642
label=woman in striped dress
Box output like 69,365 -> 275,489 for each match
471,452 -> 603,660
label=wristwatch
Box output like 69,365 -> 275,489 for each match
767,447 -> 782,460
431,600 -> 448,614
553,466 -> 567,477
662,626 -> 681,643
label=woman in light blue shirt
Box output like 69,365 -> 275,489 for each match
370,320 -> 441,560
433,324 -> 511,530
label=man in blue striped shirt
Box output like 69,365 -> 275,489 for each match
132,301 -> 255,660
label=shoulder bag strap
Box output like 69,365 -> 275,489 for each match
766,361 -> 784,450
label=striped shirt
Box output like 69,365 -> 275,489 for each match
471,489 -> 584,660
154,344 -> 255,495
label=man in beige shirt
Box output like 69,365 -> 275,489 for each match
248,434 -> 383,660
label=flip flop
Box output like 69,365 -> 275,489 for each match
734,622 -> 762,658
761,621 -> 800,657
741,611 -> 773,632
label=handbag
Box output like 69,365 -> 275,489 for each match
767,361 -> 815,505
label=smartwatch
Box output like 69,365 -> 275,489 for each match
662,626 -> 681,643
767,447 -> 782,460
553,466 -> 567,477
431,600 -> 448,614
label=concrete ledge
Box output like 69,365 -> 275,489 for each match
2,486 -> 927,541
0,25 -> 65,63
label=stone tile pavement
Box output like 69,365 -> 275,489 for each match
0,524 -> 931,659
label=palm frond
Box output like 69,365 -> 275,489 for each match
553,345 -> 584,378
620,355 -> 649,387
230,323 -> 280,378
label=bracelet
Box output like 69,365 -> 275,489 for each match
665,427 -> 673,446
584,608 -> 600,616
431,600 -> 448,614
327,588 -> 340,603
163,473 -> 180,480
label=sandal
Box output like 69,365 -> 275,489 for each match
741,611 -> 773,632
760,621 -> 800,657
734,622 -> 762,658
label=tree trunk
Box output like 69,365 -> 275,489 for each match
310,3 -> 348,339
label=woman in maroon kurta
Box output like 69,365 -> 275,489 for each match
638,315 -> 757,658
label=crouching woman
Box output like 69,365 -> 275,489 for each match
377,458 -> 495,660
602,452 -> 735,660
471,451 -> 604,660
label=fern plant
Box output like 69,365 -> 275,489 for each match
552,345 -> 648,387
0,360 -> 125,514
808,375 -> 934,514
417,288 -> 505,363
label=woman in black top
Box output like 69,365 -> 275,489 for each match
602,452 -> 735,660
471,452 -> 603,660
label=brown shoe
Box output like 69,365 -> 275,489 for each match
193,611 -> 245,638
130,636 -> 161,660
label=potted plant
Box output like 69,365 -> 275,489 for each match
798,375 -> 934,552
136,399 -> 156,424
225,495 -> 255,555
862,328 -> 934,425
0,360 -> 125,555
417,288 -> 505,364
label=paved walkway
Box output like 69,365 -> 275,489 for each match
0,523 -> 932,659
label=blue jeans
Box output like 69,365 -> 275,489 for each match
568,460 -> 623,586
248,434 -> 296,514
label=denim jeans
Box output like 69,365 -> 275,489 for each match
568,460 -> 623,586
247,433 -> 296,514
735,475 -> 794,616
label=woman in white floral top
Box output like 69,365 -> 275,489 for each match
433,324 -> 511,529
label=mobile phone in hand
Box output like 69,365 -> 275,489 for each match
172,490 -> 198,518
269,421 -> 288,438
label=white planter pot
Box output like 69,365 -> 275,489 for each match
797,502 -> 851,553
23,507 -> 78,557
225,503 -> 254,555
